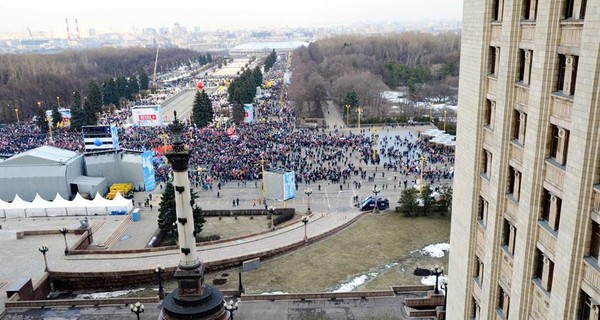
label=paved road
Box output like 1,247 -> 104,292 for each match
161,88 -> 216,122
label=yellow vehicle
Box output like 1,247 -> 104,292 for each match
106,183 -> 133,200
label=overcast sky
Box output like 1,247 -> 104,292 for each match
0,0 -> 462,35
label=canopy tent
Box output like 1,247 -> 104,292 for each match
0,192 -> 133,218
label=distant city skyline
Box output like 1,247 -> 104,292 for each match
0,0 -> 463,35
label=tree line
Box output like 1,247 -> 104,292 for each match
288,32 -> 460,120
0,47 -> 202,123
227,66 -> 263,124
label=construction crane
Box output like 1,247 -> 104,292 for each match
75,18 -> 81,40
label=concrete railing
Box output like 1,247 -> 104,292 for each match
241,290 -> 394,301
5,296 -> 158,309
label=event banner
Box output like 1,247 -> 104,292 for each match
142,151 -> 156,191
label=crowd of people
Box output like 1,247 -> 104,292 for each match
0,53 -> 455,194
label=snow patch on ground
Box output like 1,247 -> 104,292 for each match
77,288 -> 144,299
421,275 -> 448,294
416,243 -> 450,258
333,275 -> 368,293
260,291 -> 289,295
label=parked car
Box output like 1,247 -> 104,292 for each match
359,196 -> 389,211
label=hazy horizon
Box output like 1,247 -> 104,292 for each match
0,0 -> 463,35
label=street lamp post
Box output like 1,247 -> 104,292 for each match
14,108 -> 19,123
372,185 -> 380,214
443,278 -> 448,310
301,215 -> 309,242
444,110 -> 448,132
304,188 -> 313,213
431,265 -> 444,294
268,206 -> 275,231
38,245 -> 49,272
155,264 -> 165,299
345,104 -> 351,126
224,300 -> 238,320
58,227 -> 69,254
56,96 -> 61,108
130,302 -> 145,320
356,107 -> 363,130
419,155 -> 425,196
260,158 -> 266,205
371,127 -> 377,162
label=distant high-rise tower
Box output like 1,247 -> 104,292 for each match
448,0 -> 600,319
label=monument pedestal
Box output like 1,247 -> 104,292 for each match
159,266 -> 228,320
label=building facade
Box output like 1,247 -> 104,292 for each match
448,0 -> 600,319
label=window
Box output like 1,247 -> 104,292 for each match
471,298 -> 480,319
508,166 -> 522,201
502,219 -> 516,255
482,150 -> 492,178
475,256 -> 485,286
493,0 -> 504,21
534,249 -> 554,292
517,50 -> 532,84
578,290 -> 598,320
541,189 -> 562,231
489,47 -> 500,76
523,0 -> 537,20
589,221 -> 600,261
485,99 -> 495,128
564,0 -> 587,19
556,54 -> 579,96
550,125 -> 570,165
478,197 -> 489,226
512,110 -> 526,144
497,286 -> 510,318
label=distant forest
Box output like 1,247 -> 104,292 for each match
289,32 -> 461,118
0,47 -> 200,122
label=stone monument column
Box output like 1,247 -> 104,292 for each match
160,112 -> 229,320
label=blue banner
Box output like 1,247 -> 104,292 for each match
283,171 -> 296,200
142,151 -> 156,191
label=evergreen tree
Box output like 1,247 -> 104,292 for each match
51,105 -> 62,126
86,80 -> 103,113
102,78 -> 119,106
128,75 -> 140,96
264,49 -> 277,72
192,90 -> 213,128
421,185 -> 434,216
435,185 -> 453,215
231,103 -> 244,124
82,99 -> 97,126
398,188 -> 419,217
116,76 -> 130,101
343,91 -> 359,108
69,91 -> 85,131
206,53 -> 213,63
158,182 -> 206,238
252,66 -> 263,89
138,69 -> 150,91
35,106 -> 49,132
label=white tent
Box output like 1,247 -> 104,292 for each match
0,192 -> 133,218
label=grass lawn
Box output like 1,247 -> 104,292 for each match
203,212 -> 451,293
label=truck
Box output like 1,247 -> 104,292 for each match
106,183 -> 133,200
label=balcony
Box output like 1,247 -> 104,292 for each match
505,195 -> 518,222
509,141 -> 524,168
483,127 -> 494,149
551,94 -> 573,126
488,76 -> 497,99
481,174 -> 491,199
544,159 -> 565,193
583,257 -> 600,296
520,22 -> 536,45
531,279 -> 551,319
491,23 -> 502,44
560,21 -> 583,49
499,250 -> 513,291
537,222 -> 557,259
514,83 -> 529,110
476,222 -> 486,258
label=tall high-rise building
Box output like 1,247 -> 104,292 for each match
448,0 -> 600,319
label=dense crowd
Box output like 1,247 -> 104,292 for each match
0,55 -> 454,191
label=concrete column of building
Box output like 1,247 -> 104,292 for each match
563,56 -> 575,95
490,101 -> 496,129
573,0 -> 584,19
494,47 -> 501,75
497,0 -> 505,21
524,50 -> 532,85
541,255 -> 553,290
513,171 -> 521,200
528,0 -> 537,19
485,151 -> 493,176
502,293 -> 510,318
508,224 -> 517,253
549,195 -> 559,229
518,112 -> 526,143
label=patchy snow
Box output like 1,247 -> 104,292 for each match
261,291 -> 289,295
418,243 -> 450,258
333,275 -> 368,293
421,275 -> 448,294
77,288 -> 144,299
